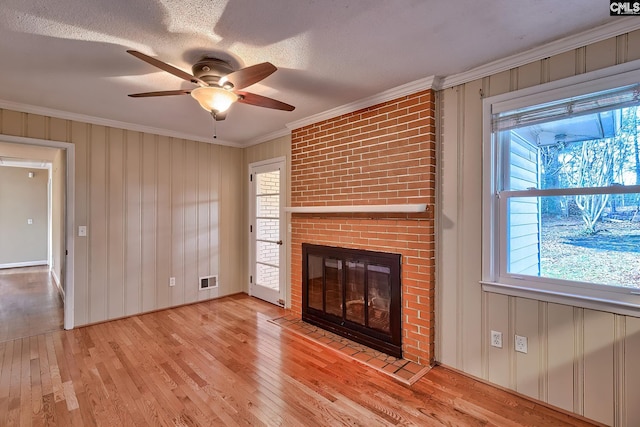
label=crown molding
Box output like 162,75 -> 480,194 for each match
245,127 -> 291,147
0,99 -> 241,148
439,17 -> 640,90
286,76 -> 441,130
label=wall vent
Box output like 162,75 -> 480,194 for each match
199,275 -> 218,291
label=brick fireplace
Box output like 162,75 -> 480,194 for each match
289,89 -> 435,366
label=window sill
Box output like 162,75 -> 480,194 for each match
481,280 -> 640,318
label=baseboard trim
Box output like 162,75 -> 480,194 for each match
50,269 -> 65,300
0,261 -> 48,269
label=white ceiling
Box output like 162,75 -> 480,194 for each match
0,1 -> 633,147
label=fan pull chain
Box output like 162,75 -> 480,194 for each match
211,111 -> 218,139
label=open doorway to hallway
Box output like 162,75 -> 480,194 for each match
0,141 -> 67,340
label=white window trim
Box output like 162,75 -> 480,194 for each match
482,59 -> 640,317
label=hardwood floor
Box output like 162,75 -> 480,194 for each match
0,266 -> 63,343
0,294 -> 601,426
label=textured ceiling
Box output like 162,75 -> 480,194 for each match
0,0 -> 628,146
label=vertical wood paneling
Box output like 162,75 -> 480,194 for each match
546,303 -> 575,412
183,141 -> 198,302
170,139 -> 185,305
156,136 -> 172,309
2,108 -> 242,328
487,70 -> 511,97
625,316 -> 640,426
548,51 -> 577,83
26,114 -> 46,140
197,142 -> 210,301
89,125 -> 108,323
141,134 -> 157,312
438,87 -> 460,366
615,315 -> 626,427
516,61 -> 542,90
514,298 -> 539,399
486,293 -> 510,387
573,308 -> 585,415
460,79 -> 483,377
220,145 -> 243,296
70,122 -> 89,325
107,128 -> 125,319
209,143 -> 220,290
626,29 -> 640,61
585,38 -> 618,72
48,117 -> 69,142
1,110 -> 24,136
583,310 -> 615,426
124,131 -> 142,316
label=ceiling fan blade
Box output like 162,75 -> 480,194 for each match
127,50 -> 207,86
128,90 -> 191,97
222,62 -> 277,90
236,91 -> 295,111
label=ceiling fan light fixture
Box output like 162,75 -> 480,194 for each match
190,86 -> 237,113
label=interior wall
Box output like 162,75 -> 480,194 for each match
438,31 -> 640,426
0,164 -> 48,266
51,148 -> 65,291
0,109 -> 244,326
0,165 -> 48,266
242,134 -> 291,296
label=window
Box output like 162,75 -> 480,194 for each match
483,63 -> 640,315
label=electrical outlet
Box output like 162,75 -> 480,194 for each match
169,277 -> 176,287
515,335 -> 528,353
490,330 -> 503,348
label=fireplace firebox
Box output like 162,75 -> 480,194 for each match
302,243 -> 402,358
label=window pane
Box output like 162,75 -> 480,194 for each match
502,106 -> 639,191
507,195 -> 640,289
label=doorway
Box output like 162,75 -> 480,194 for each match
0,135 -> 75,331
249,157 -> 286,306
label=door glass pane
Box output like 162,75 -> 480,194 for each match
257,171 -> 280,194
256,241 -> 279,266
257,195 -> 279,218
256,263 -> 279,290
257,218 -> 279,241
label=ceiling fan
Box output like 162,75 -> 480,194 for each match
126,50 -> 295,123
